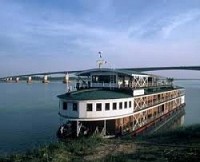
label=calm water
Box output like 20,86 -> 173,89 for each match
175,80 -> 200,125
0,80 -> 200,154
0,82 -> 68,154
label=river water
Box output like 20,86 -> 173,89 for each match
0,80 -> 199,154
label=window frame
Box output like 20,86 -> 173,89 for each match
63,102 -> 67,110
113,102 -> 117,110
73,103 -> 78,111
124,101 -> 127,109
105,103 -> 110,111
129,101 -> 132,108
119,102 -> 123,109
96,103 -> 102,111
86,103 -> 93,111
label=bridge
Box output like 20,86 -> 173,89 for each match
120,66 -> 200,72
0,65 -> 200,83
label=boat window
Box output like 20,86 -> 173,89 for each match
129,101 -> 132,108
92,75 -> 116,83
73,103 -> 78,111
63,102 -> 67,110
96,103 -> 102,111
87,103 -> 93,111
105,103 -> 110,111
161,104 -> 164,112
124,102 -> 127,109
113,103 -> 117,110
119,102 -> 123,109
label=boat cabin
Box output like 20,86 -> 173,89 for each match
76,68 -> 163,89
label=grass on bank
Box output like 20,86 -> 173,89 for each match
0,125 -> 200,162
137,124 -> 200,145
0,135 -> 104,162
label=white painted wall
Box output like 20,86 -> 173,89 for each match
60,97 -> 134,119
59,89 -> 186,120
181,96 -> 185,104
59,101 -> 79,118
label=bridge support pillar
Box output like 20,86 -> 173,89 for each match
42,75 -> 49,83
5,77 -> 13,83
27,76 -> 32,83
63,74 -> 69,84
15,77 -> 19,83
8,77 -> 13,82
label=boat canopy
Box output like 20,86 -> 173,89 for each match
76,68 -> 148,77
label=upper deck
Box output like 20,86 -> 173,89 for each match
75,68 -> 173,90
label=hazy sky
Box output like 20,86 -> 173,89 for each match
0,0 -> 200,77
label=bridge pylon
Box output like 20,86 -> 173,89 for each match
42,75 -> 49,83
27,76 -> 32,83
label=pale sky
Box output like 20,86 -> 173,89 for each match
0,0 -> 200,78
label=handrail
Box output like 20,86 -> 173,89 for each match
134,94 -> 184,112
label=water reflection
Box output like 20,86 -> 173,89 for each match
155,108 -> 185,133
170,115 -> 184,129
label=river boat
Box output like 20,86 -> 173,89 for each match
57,56 -> 185,138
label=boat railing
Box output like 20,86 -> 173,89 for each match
130,82 -> 172,89
91,83 -> 118,88
134,93 -> 184,112
132,105 -> 183,132
89,81 -> 173,89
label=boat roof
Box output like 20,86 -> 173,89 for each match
57,88 -> 133,101
76,68 -> 148,77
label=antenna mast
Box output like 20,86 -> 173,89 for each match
96,51 -> 106,68
66,73 -> 69,92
